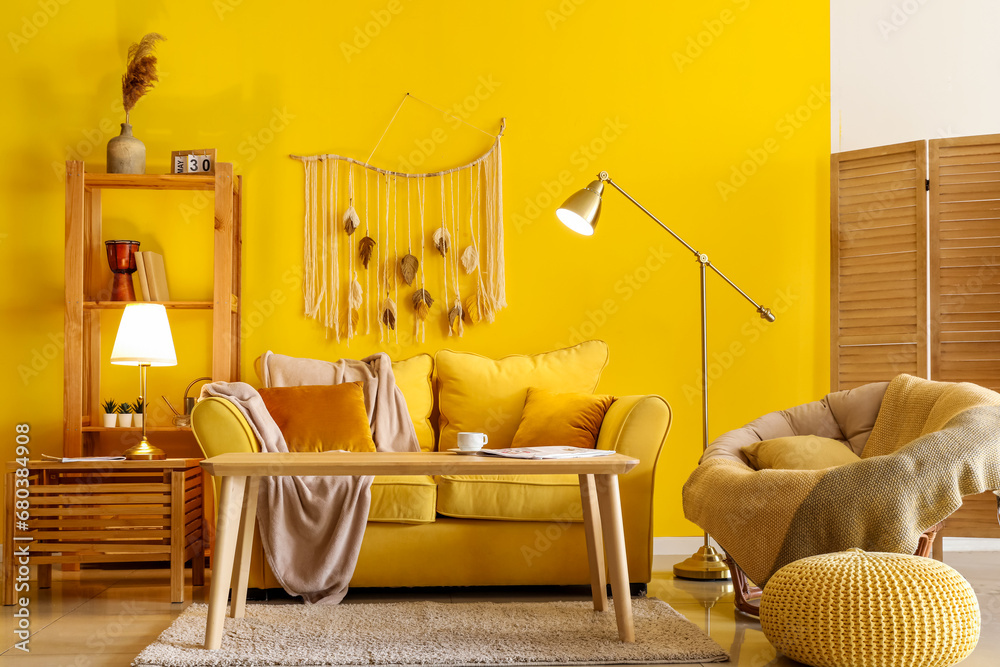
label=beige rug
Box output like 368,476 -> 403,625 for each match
134,599 -> 728,665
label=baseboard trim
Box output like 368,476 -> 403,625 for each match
654,536 -> 1000,555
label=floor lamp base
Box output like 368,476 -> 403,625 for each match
673,545 -> 731,581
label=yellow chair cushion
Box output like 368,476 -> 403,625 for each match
258,382 -> 376,453
743,435 -> 860,471
434,341 -> 610,451
369,475 -> 437,524
436,474 -> 583,522
391,354 -> 435,452
511,387 -> 614,450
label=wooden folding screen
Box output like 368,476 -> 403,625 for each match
830,141 -> 928,390
929,135 -> 1000,391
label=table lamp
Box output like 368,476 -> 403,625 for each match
110,303 -> 177,460
558,171 -> 775,580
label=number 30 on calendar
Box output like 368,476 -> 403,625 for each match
171,149 -> 217,175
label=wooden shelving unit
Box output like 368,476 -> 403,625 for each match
63,161 -> 243,457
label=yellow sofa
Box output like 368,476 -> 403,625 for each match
190,342 -> 671,590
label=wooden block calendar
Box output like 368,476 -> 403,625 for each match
171,148 -> 216,174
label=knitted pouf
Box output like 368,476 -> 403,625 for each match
759,549 -> 980,667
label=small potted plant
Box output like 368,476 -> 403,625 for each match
101,399 -> 118,427
131,398 -> 144,428
116,401 -> 133,427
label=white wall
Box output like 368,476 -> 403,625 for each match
832,0 -> 1000,152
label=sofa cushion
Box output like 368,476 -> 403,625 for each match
436,474 -> 583,522
370,475 -> 437,524
256,351 -> 435,452
258,382 -> 376,453
434,341 -> 610,452
511,388 -> 614,450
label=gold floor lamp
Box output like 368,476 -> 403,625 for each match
557,171 -> 775,580
110,303 -> 177,460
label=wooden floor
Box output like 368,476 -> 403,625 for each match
1,552 -> 998,666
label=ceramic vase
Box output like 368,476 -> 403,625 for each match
102,413 -> 117,428
117,413 -> 133,427
133,414 -> 143,428
107,122 -> 146,174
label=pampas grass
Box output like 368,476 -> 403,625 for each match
121,33 -> 165,122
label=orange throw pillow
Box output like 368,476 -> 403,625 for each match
258,382 -> 376,453
510,387 -> 615,450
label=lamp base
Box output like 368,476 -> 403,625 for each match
124,436 -> 166,461
673,545 -> 731,581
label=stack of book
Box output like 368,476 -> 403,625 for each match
135,251 -> 170,301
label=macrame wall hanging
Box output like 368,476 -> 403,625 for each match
291,93 -> 506,344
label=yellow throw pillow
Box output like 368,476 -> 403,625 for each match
434,341 -> 610,451
258,382 -> 376,453
743,435 -> 860,471
390,354 -> 435,452
511,388 -> 615,450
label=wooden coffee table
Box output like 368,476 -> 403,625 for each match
200,451 -> 639,649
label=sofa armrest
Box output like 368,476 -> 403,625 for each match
190,397 -> 259,458
596,395 -> 672,582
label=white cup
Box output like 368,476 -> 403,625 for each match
457,432 -> 488,451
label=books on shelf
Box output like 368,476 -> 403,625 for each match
135,251 -> 151,300
134,250 -> 170,301
478,446 -> 616,460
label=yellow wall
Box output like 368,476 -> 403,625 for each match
0,0 -> 829,539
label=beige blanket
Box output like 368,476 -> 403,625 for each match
682,375 -> 1000,587
202,354 -> 418,603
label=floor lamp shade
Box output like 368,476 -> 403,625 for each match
111,303 -> 177,366
557,179 -> 604,236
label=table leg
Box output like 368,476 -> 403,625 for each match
579,474 -> 608,612
595,474 -> 634,643
229,476 -> 260,619
204,475 -> 246,650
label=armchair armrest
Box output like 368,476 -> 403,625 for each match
596,395 -> 672,582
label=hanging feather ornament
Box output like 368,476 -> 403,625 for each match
381,297 -> 397,330
433,227 -> 451,256
448,299 -> 464,337
411,288 -> 433,343
463,294 -> 480,325
343,206 -> 360,235
346,273 -> 363,335
412,288 -> 433,320
460,245 -> 479,273
400,253 -> 419,285
358,236 -> 376,268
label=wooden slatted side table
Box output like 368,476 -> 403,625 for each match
3,458 -> 204,605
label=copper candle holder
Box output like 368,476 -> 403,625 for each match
105,240 -> 141,301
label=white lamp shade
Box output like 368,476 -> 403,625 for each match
110,303 -> 177,366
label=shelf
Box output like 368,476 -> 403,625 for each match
83,172 -> 216,191
84,301 -> 213,310
82,426 -> 192,433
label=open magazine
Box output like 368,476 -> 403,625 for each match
478,446 -> 615,460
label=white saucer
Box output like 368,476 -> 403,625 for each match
447,448 -> 484,455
